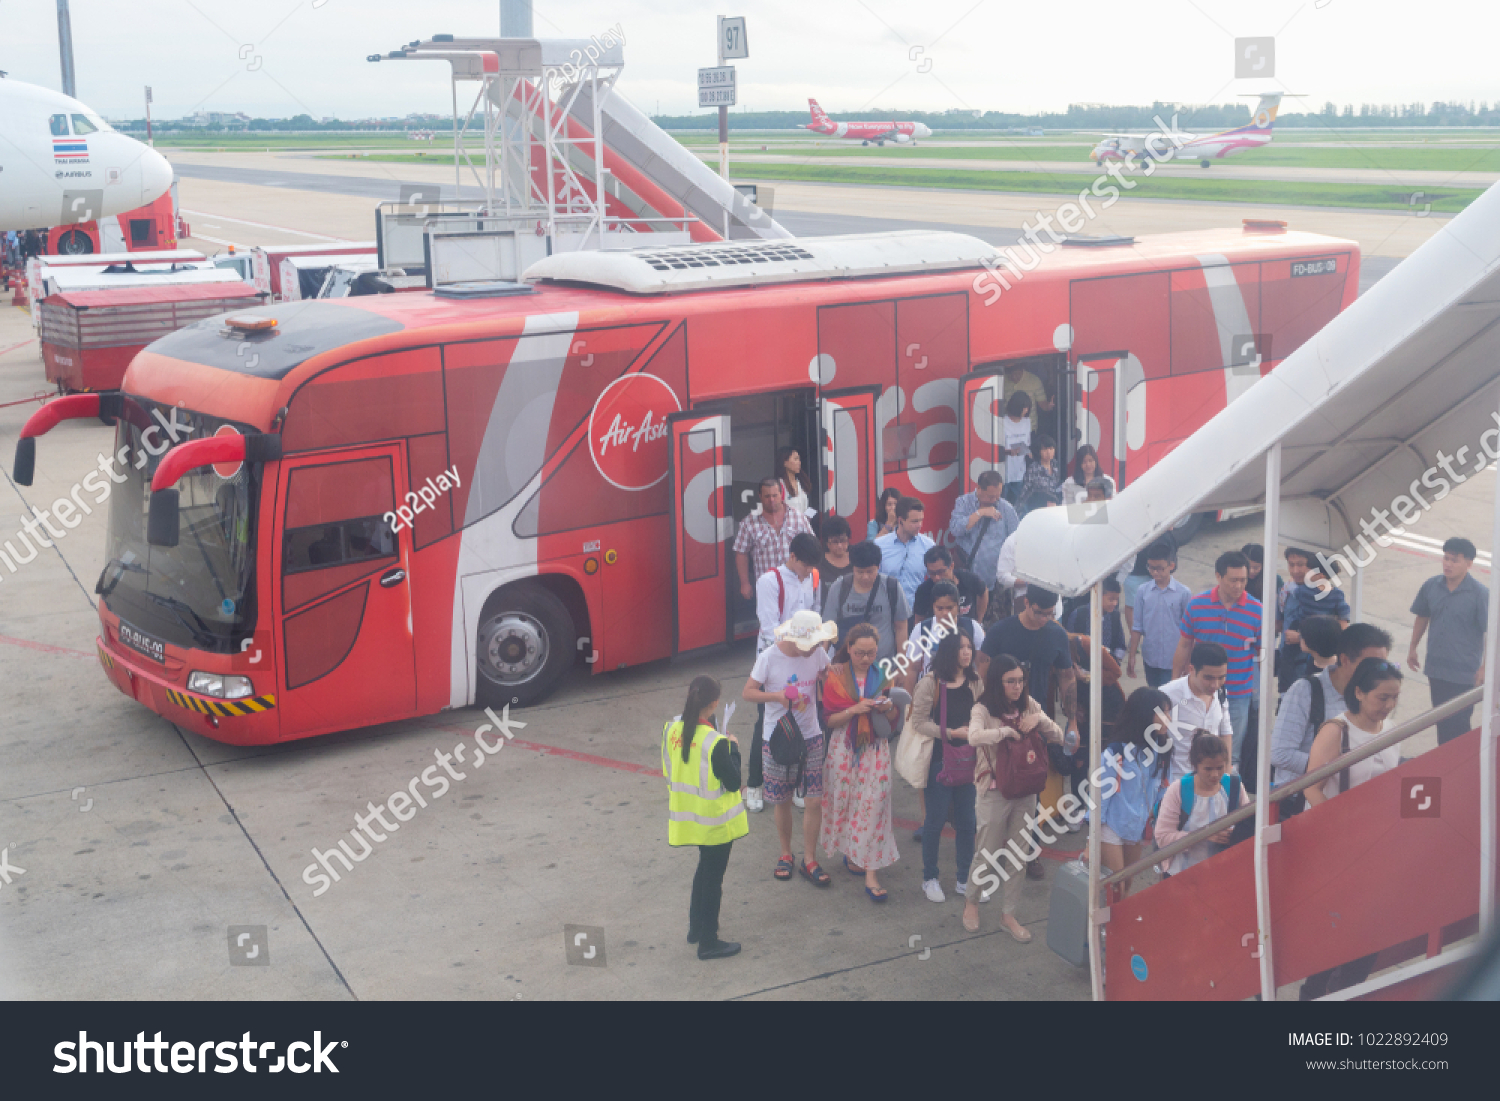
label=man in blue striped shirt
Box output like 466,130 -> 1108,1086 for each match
1172,550 -> 1263,767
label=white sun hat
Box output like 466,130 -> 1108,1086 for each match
773,609 -> 839,651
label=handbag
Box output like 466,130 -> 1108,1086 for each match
768,710 -> 808,793
993,709 -> 1049,798
934,683 -> 977,787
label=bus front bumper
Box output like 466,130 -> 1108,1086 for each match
96,638 -> 280,746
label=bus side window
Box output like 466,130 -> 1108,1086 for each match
284,517 -> 395,573
282,457 -> 397,574
50,114 -> 70,136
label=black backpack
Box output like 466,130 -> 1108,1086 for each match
1278,674 -> 1325,818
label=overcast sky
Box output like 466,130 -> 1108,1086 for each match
2,0 -> 1495,120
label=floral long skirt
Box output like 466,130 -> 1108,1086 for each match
818,732 -> 898,871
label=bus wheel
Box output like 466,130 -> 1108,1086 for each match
1171,511 -> 1207,544
57,230 -> 93,256
475,583 -> 576,708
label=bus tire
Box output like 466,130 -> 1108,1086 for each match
474,583 -> 576,709
1171,511 -> 1208,544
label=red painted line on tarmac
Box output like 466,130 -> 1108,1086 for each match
435,719 -> 1073,857
0,338 -> 37,359
0,633 -> 94,659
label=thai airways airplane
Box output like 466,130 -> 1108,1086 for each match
0,76 -> 173,232
1089,93 -> 1287,169
802,99 -> 932,146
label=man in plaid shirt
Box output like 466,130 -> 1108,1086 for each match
735,478 -> 814,601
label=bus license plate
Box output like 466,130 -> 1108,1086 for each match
119,620 -> 166,664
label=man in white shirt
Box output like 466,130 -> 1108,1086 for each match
1159,641 -> 1234,783
755,533 -> 823,651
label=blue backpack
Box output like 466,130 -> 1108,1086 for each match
1176,773 -> 1250,848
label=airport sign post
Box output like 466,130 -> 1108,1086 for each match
710,14 -> 747,204
144,85 -> 154,148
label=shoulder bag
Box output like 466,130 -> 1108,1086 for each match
934,682 -> 977,786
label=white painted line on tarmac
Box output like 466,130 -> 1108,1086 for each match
192,234 -> 242,248
180,210 -> 347,241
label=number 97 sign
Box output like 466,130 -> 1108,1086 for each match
719,16 -> 748,59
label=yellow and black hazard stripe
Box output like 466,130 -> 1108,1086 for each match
97,645 -> 116,671
164,688 -> 277,718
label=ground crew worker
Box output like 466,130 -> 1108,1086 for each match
662,675 -> 748,960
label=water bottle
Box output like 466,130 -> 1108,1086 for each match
1063,727 -> 1079,754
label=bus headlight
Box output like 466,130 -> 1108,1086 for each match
188,672 -> 255,699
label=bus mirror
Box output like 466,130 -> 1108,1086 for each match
13,437 -> 35,486
148,488 -> 180,547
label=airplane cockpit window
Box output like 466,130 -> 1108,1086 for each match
71,114 -> 100,135
49,113 -> 70,136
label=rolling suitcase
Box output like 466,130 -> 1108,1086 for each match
1046,859 -> 1092,967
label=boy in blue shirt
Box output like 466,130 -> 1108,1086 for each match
1278,552 -> 1349,689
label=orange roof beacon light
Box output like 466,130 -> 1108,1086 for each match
222,313 -> 278,332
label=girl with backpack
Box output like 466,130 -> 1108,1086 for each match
1095,687 -> 1173,895
1153,729 -> 1251,877
962,654 -> 1062,938
910,632 -> 981,905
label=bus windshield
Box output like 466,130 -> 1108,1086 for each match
101,399 -> 260,654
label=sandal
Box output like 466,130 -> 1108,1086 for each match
843,856 -> 865,877
865,885 -> 888,902
799,859 -> 831,887
774,855 -> 794,881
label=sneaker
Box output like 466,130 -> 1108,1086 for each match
697,939 -> 742,960
1066,819 -> 1082,833
746,787 -> 764,813
912,827 -> 924,842
792,791 -> 805,809
1026,860 -> 1045,881
922,879 -> 945,903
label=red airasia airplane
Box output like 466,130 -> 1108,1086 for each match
802,98 -> 932,145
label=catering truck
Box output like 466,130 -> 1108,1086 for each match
14,225 -> 1358,743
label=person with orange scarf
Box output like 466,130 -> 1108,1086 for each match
819,623 -> 911,902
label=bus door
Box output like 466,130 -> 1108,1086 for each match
1074,351 -> 1135,488
958,368 -> 1005,495
817,386 -> 879,537
273,445 -> 418,736
668,412 -> 733,654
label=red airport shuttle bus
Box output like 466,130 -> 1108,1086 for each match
15,225 -> 1358,744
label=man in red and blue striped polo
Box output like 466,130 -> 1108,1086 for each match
1171,550 -> 1262,767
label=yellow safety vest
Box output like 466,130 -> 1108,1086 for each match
662,720 -> 749,847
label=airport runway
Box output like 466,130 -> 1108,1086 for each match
164,151 -> 1449,265
696,151 -> 1500,189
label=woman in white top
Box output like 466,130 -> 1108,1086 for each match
1063,445 -> 1117,506
775,446 -> 813,519
1298,657 -> 1403,1000
1304,658 -> 1403,807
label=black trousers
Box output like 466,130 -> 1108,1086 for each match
1430,677 -> 1477,745
690,841 -> 735,940
1298,953 -> 1377,1000
748,705 -> 764,788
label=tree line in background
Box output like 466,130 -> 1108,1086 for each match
110,101 -> 1500,134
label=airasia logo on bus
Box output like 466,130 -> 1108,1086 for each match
588,373 -> 681,491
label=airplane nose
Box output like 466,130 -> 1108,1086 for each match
138,145 -> 173,207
